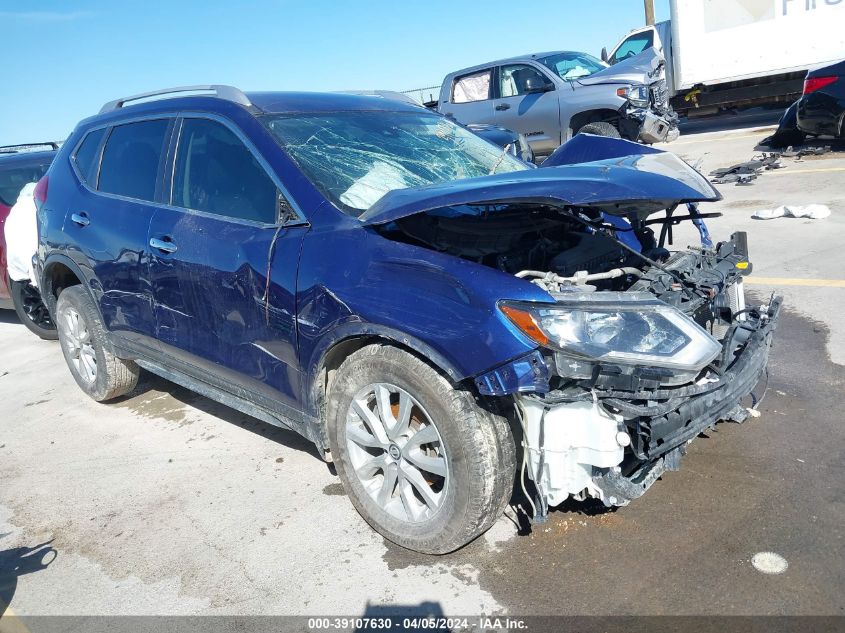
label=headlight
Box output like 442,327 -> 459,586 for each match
500,293 -> 721,372
616,85 -> 649,108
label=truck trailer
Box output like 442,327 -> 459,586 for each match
604,0 -> 845,116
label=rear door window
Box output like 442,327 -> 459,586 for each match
98,119 -> 170,201
73,128 -> 106,185
171,118 -> 277,224
452,70 -> 492,103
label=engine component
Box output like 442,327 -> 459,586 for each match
548,232 -> 628,276
516,266 -> 642,293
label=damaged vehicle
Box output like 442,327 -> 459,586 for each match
436,49 -> 678,160
37,87 -> 778,554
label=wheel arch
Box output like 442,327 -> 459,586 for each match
308,324 -> 467,434
568,108 -> 621,135
41,254 -> 90,317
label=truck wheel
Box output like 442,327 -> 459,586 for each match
325,344 -> 516,554
577,121 -> 621,138
10,279 -> 58,340
56,285 -> 139,401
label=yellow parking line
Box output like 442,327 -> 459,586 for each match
0,606 -> 32,633
747,277 -> 845,288
769,166 -> 845,175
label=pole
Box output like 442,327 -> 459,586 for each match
644,0 -> 655,25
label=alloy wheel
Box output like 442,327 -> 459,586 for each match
345,383 -> 449,523
60,307 -> 97,384
19,283 -> 54,330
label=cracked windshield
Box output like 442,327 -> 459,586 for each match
264,110 -> 527,214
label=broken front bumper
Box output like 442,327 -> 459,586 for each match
638,110 -> 680,144
518,297 -> 781,509
618,103 -> 679,144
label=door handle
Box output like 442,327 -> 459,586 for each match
70,212 -> 90,227
149,237 -> 178,254
495,103 -> 511,111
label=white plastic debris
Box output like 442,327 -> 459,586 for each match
4,182 -> 38,282
752,204 -> 831,220
751,551 -> 788,575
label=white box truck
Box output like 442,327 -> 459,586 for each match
603,0 -> 845,115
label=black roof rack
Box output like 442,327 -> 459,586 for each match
99,85 -> 253,114
0,142 -> 60,154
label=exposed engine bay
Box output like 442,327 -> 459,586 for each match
378,201 -> 781,519
384,203 -> 748,335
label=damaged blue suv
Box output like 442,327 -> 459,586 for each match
37,86 -> 780,554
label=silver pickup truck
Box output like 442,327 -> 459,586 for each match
436,49 -> 679,159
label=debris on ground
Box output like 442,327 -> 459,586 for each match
710,153 -> 783,185
752,204 -> 831,220
780,145 -> 832,159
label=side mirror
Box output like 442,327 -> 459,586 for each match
601,47 -> 609,63
524,76 -> 554,94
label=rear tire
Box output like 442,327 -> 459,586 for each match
56,285 -> 139,401
577,121 -> 621,138
10,279 -> 58,340
326,344 -> 515,554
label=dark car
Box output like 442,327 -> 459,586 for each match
764,59 -> 845,147
797,58 -> 845,138
37,86 -> 779,554
0,143 -> 58,337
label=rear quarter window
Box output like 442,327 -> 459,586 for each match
72,128 -> 106,185
98,119 -> 170,202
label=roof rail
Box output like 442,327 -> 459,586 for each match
99,85 -> 253,114
339,90 -> 423,106
0,142 -> 60,154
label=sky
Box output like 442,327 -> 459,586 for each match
0,0 -> 669,145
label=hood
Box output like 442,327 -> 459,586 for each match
577,47 -> 664,86
359,136 -> 720,226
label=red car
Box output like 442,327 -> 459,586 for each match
1,143 -> 58,337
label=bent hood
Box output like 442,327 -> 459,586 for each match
359,136 -> 720,226
577,47 -> 664,86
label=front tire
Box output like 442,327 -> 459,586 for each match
326,344 -> 515,554
10,279 -> 58,340
577,121 -> 621,138
56,285 -> 139,401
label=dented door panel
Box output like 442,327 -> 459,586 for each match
147,207 -> 305,408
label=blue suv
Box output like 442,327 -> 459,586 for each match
38,86 -> 780,553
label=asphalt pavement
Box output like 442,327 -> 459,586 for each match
0,122 -> 843,624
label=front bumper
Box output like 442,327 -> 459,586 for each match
618,106 -> 679,144
626,296 -> 781,462
638,110 -> 680,144
518,296 -> 781,509
617,81 -> 679,144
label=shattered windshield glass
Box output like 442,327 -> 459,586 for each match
263,111 -> 527,215
538,52 -> 607,80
